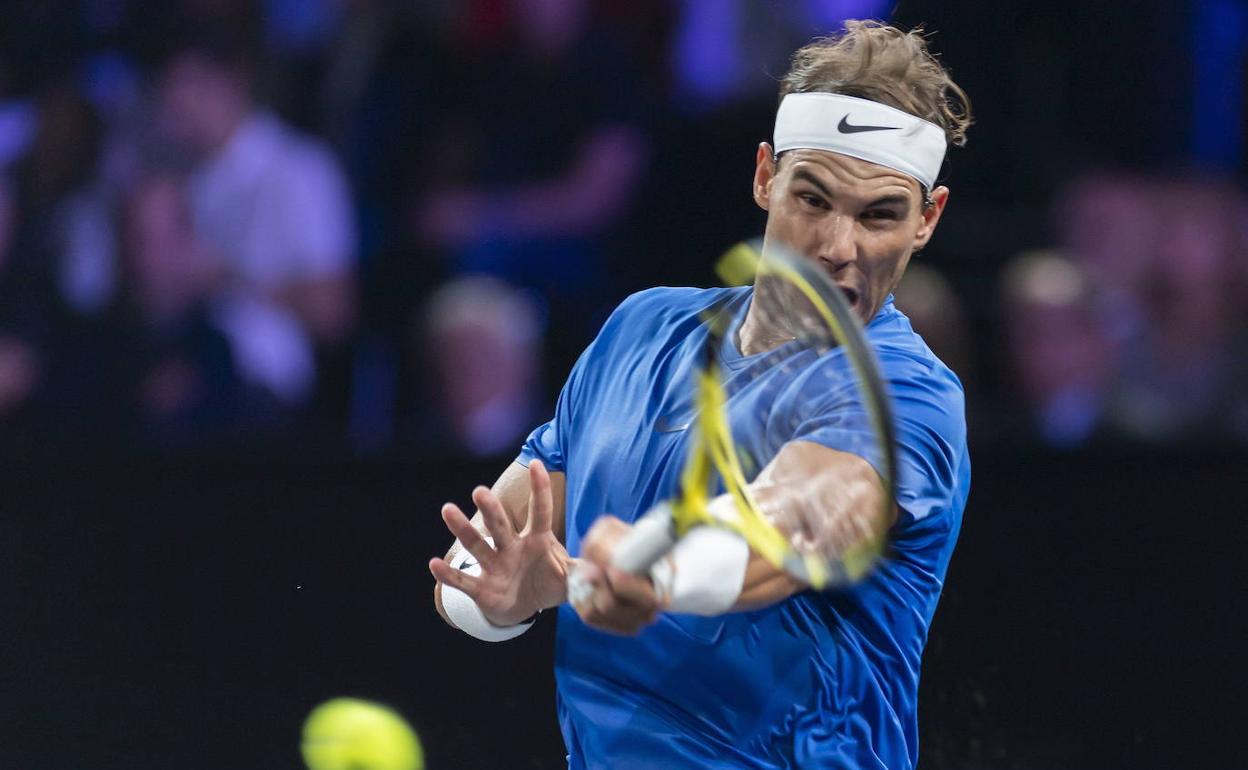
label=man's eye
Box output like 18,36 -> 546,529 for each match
862,209 -> 899,220
799,194 -> 827,209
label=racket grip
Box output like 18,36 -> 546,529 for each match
611,503 -> 677,574
565,504 -> 675,607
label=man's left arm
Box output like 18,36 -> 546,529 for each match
575,440 -> 893,633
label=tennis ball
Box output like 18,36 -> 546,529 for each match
301,697 -> 424,770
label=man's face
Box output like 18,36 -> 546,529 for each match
753,144 -> 949,322
158,53 -> 246,154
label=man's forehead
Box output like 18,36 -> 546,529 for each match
780,149 -> 921,197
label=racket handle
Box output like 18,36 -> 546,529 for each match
611,503 -> 677,574
565,504 -> 675,607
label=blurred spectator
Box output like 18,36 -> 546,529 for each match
1053,171 -> 1248,443
0,86 -> 110,435
80,50 -> 149,194
1001,250 -> 1114,447
157,31 -> 358,405
1055,171 -> 1158,348
309,2 -> 464,450
119,175 -> 219,338
314,1 -> 457,288
76,172 -> 254,443
1110,176 -> 1248,442
262,0 -> 344,56
670,0 -> 890,112
414,0 -> 648,323
0,179 -> 44,422
6,85 -> 122,319
0,61 -> 37,171
412,276 -> 544,458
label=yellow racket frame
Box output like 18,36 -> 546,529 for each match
666,242 -> 894,589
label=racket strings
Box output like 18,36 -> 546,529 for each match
676,362 -> 828,585
665,241 -> 896,590
756,252 -> 895,577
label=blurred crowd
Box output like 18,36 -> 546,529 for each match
997,172 -> 1248,446
0,0 -> 1244,457
898,170 -> 1248,448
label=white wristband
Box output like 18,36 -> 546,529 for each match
650,504 -> 749,616
441,537 -> 537,642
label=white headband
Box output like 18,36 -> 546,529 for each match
773,93 -> 947,189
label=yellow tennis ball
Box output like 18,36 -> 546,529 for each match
301,698 -> 424,770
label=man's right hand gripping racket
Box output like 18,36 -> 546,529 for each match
568,239 -> 898,603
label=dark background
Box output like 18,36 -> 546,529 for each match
1,0 -> 1246,768
4,450 -> 1244,769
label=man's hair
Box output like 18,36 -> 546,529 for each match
780,20 -> 972,148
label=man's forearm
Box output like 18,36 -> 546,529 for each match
733,550 -> 808,611
729,441 -> 892,611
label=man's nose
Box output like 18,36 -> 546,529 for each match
816,214 -> 857,269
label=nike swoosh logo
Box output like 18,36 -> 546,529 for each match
838,115 -> 900,134
654,416 -> 691,433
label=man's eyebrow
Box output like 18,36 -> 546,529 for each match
791,169 -> 913,211
791,169 -> 834,199
865,194 -> 911,210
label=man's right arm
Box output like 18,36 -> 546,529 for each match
433,461 -> 567,626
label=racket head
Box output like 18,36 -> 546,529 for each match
679,238 -> 898,589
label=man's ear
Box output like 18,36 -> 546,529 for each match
753,142 -> 777,211
913,185 -> 950,252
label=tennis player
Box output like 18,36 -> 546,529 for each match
431,21 -> 972,769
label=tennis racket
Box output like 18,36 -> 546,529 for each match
569,239 -> 897,598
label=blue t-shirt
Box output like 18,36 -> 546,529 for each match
518,287 -> 970,770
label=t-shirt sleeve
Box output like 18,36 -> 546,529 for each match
515,289 -> 671,474
792,353 -> 967,523
515,303 -> 616,473
518,416 -> 566,473
517,321 -> 601,474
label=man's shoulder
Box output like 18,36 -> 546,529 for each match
613,285 -> 737,314
865,301 -> 967,437
870,302 -> 962,388
573,286 -> 740,372
600,286 -> 739,334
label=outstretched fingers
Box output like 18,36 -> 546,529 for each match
472,485 -> 515,549
429,556 -> 481,598
526,460 -> 553,535
441,502 -> 495,566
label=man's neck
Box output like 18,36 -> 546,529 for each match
737,285 -> 884,357
736,302 -> 794,357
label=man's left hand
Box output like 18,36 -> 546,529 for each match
572,515 -> 664,635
